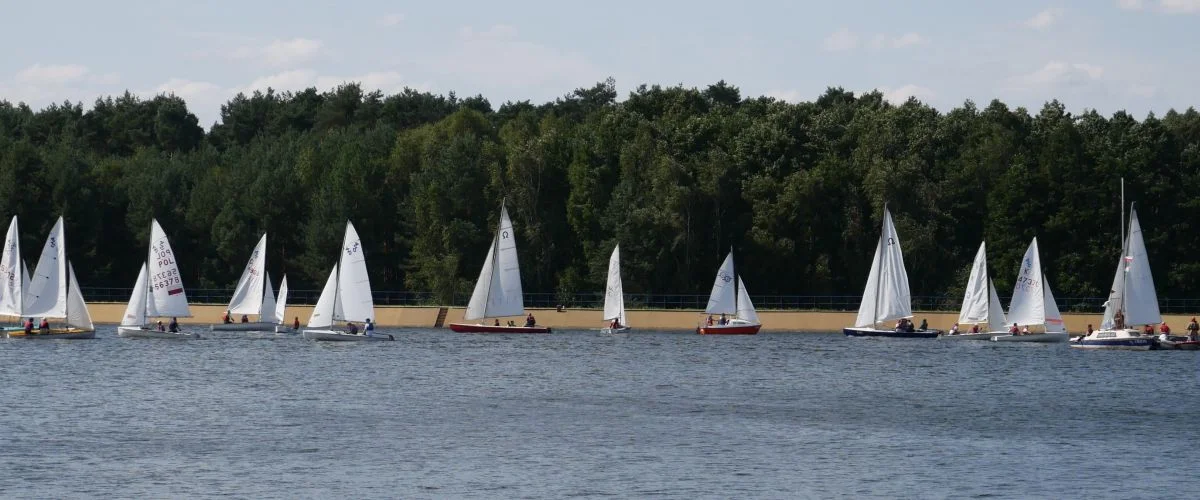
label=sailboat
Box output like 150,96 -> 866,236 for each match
696,250 -> 761,335
939,242 -> 1008,340
1073,203 -> 1157,350
117,219 -> 199,339
843,205 -> 940,338
211,234 -> 279,332
600,244 -> 631,334
990,238 -> 1069,343
5,217 -> 95,339
448,201 -> 551,333
273,274 -> 293,333
302,221 -> 393,341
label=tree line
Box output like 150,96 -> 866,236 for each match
1,78 -> 1198,308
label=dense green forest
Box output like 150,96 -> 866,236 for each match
1,78 -> 1198,308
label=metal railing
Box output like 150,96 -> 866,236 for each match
76,287 -> 1200,314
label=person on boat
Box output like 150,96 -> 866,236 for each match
494,319 -> 501,326
948,323 -> 959,335
1142,324 -> 1154,336
1160,322 -> 1171,335
168,317 -> 179,333
1010,323 -> 1020,335
23,317 -> 33,335
1189,318 -> 1200,341
1114,310 -> 1125,330
293,317 -> 300,330
240,314 -> 249,323
610,318 -> 622,329
156,320 -> 165,332
222,310 -> 232,324
895,319 -> 904,330
365,319 -> 374,333
38,318 -> 49,333
347,322 -> 358,334
970,324 -> 980,334
525,313 -> 536,327
1087,324 -> 1094,335
706,315 -> 714,326
919,318 -> 928,331
720,313 -> 729,326
1021,325 -> 1031,335
508,320 -> 515,327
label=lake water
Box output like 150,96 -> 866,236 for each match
1,327 -> 1197,498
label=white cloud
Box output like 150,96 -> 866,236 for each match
765,89 -> 804,103
236,69 -> 423,96
231,38 -> 323,66
430,24 -> 601,89
1160,0 -> 1200,12
154,78 -> 222,99
880,84 -> 935,104
237,69 -> 319,94
1024,8 -> 1064,29
1129,84 -> 1157,97
15,64 -> 89,85
1119,0 -> 1146,9
379,13 -> 405,26
822,28 -> 858,51
1011,61 -> 1105,88
890,33 -> 925,48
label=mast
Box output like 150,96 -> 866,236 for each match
332,223 -> 346,323
873,203 -> 886,328
482,200 -> 504,320
730,246 -> 738,317
145,222 -> 152,321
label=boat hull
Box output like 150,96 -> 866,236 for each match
210,322 -> 278,332
1152,337 -> 1200,350
696,324 -> 761,335
937,332 -> 1000,340
6,328 -> 95,339
302,329 -> 394,341
274,325 -> 297,334
600,327 -> 632,334
990,332 -> 1070,343
1070,329 -> 1153,350
117,326 -> 201,339
448,323 -> 551,333
843,327 -> 940,338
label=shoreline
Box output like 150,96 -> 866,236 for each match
66,303 -> 1194,333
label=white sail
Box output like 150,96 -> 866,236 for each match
227,234 -> 267,316
465,203 -> 524,320
854,207 -> 912,327
261,271 -> 277,320
335,222 -> 374,322
736,277 -> 759,324
121,263 -> 150,326
66,262 -> 93,330
1007,238 -> 1045,327
957,242 -> 991,325
308,266 -> 338,328
705,252 -> 737,314
603,244 -> 626,325
147,219 -> 191,318
1043,278 -> 1064,332
986,279 -> 1007,330
275,275 -> 289,324
0,216 -> 22,317
1122,209 -> 1161,326
25,216 -> 67,319
21,261 -> 29,300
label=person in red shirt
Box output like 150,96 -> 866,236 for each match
1160,322 -> 1171,335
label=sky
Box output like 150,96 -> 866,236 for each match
1,0 -> 1197,128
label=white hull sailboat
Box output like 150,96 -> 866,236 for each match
211,234 -> 281,332
600,244 -> 630,334
1073,201 -> 1157,350
117,220 -> 199,339
843,205 -> 939,338
448,201 -> 550,334
989,238 -> 1069,343
940,242 -> 1008,340
302,222 -> 393,341
4,217 -> 96,339
696,250 -> 760,335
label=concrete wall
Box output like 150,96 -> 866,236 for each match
80,303 -> 1194,332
